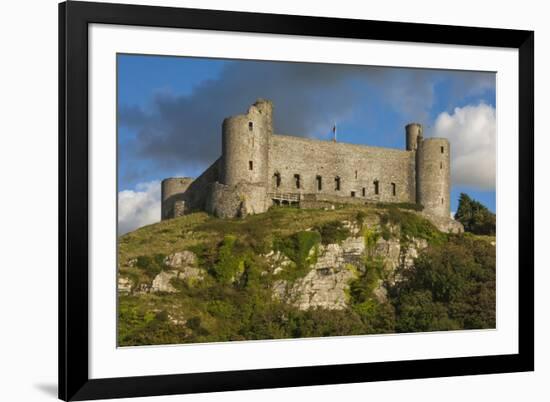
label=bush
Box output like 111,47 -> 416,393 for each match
381,208 -> 444,243
454,193 -> 496,235
135,254 -> 166,278
391,236 -> 495,332
211,235 -> 245,284
274,231 -> 320,268
315,221 -> 351,245
273,231 -> 321,281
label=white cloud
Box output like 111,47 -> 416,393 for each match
432,103 -> 496,190
118,180 -> 161,235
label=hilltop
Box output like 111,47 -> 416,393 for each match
118,204 -> 495,346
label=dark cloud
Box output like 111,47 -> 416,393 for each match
119,60 -> 495,174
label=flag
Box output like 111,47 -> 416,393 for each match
332,124 -> 337,142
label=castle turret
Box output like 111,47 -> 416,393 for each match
406,122 -> 423,151
161,177 -> 193,219
416,137 -> 450,218
221,99 -> 272,186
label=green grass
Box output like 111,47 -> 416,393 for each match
117,204 -> 475,345
380,207 -> 446,244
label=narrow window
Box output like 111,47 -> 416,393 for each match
249,161 -> 253,170
335,176 -> 341,191
441,197 -> 444,205
355,170 -> 358,179
351,191 -> 356,197
374,180 -> 379,195
391,183 -> 396,196
440,162 -> 443,169
274,172 -> 281,188
294,174 -> 301,189
316,175 -> 322,191
248,121 -> 253,131
362,187 -> 366,197
440,146 -> 444,154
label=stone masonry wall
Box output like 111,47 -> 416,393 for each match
269,134 -> 416,203
160,158 -> 221,220
206,181 -> 268,218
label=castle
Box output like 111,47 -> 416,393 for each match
161,99 -> 462,232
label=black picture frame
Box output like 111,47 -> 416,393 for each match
59,1 -> 534,400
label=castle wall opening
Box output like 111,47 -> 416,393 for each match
294,174 -> 301,189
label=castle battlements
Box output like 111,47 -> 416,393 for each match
161,99 -> 460,232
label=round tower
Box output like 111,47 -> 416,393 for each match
416,138 -> 450,218
161,177 -> 193,220
221,99 -> 272,186
406,123 -> 423,151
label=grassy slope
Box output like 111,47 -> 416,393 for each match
117,205 -> 495,346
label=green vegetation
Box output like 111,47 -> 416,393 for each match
211,235 -> 244,284
273,231 -> 321,281
375,202 -> 424,212
390,235 -> 496,332
314,221 -> 351,245
135,254 -> 166,278
117,202 -> 495,346
380,207 -> 445,244
454,193 -> 496,235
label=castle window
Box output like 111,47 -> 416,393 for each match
294,174 -> 301,189
274,172 -> 281,188
391,183 -> 396,196
248,121 -> 253,131
249,161 -> 253,170
373,180 -> 379,195
355,170 -> 358,179
362,187 -> 366,197
440,162 -> 443,169
441,146 -> 444,153
441,197 -> 444,205
335,176 -> 341,191
316,175 -> 322,191
351,191 -> 356,197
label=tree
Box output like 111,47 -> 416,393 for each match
391,236 -> 496,332
454,193 -> 496,235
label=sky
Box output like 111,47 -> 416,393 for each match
117,54 -> 496,235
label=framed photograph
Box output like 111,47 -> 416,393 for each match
59,1 -> 534,400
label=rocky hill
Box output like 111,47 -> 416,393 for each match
118,204 -> 495,346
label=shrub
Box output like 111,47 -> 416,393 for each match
315,221 -> 351,245
211,235 -> 245,284
454,193 -> 496,235
381,207 -> 444,243
391,236 -> 495,332
273,231 -> 321,281
274,231 -> 320,269
135,254 -> 166,278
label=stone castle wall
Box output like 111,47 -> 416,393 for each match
206,182 -> 268,219
160,99 -> 453,225
269,134 -> 416,203
161,158 -> 220,219
417,138 -> 450,218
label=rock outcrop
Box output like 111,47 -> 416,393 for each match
273,266 -> 357,310
164,250 -> 197,269
269,224 -> 428,310
150,265 -> 205,293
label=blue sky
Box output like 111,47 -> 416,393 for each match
117,54 -> 496,233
